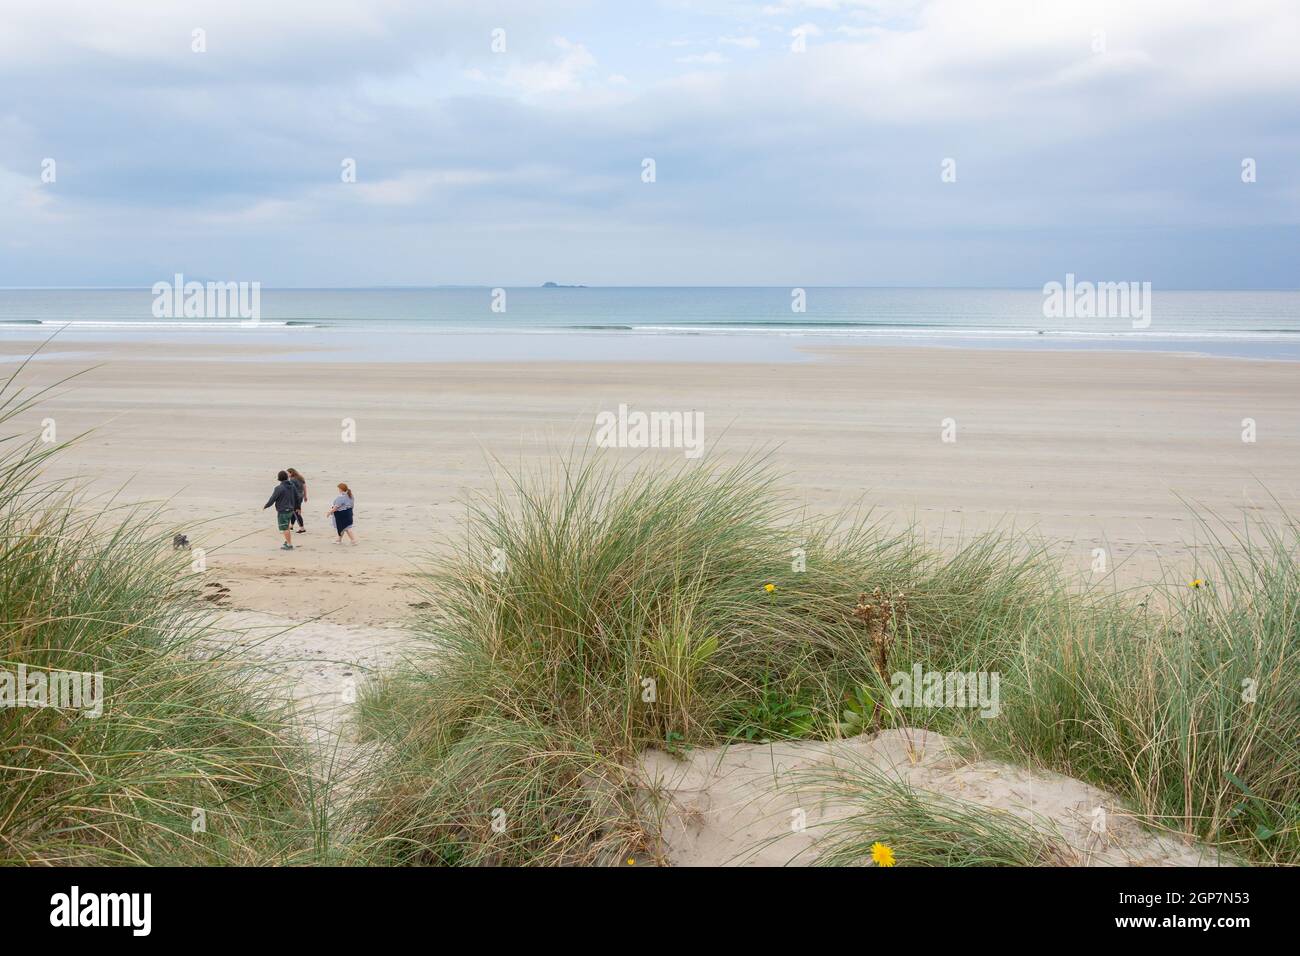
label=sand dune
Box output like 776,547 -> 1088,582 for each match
638,730 -> 1232,867
6,339 -> 1292,867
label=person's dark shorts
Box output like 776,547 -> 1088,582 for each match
277,511 -> 293,531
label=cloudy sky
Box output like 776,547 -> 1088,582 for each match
1,0 -> 1296,287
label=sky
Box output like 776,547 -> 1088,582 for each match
0,0 -> 1297,288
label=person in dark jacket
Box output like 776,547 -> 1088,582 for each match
287,467 -> 307,533
264,470 -> 300,550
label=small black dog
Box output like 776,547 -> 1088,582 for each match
172,534 -> 190,550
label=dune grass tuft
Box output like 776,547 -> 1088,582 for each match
795,765 -> 1073,867
962,522 -> 1300,865
0,367 -> 325,865
354,452 -> 1299,866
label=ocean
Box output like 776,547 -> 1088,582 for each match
3,287 -> 1299,362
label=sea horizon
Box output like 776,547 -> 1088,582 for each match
4,286 -> 1300,363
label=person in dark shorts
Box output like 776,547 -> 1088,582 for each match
287,467 -> 307,533
325,483 -> 356,544
264,470 -> 300,550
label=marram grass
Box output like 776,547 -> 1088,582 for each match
353,452 -> 1299,866
793,766 -> 1073,867
0,366 -> 327,865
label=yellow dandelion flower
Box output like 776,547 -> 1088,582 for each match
764,583 -> 777,593
626,857 -> 636,866
1190,579 -> 1204,589
871,842 -> 896,867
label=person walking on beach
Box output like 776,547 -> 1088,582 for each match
264,470 -> 301,550
287,467 -> 307,533
326,483 -> 357,545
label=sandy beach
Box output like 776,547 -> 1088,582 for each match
5,340 -> 1297,636
8,0 -> 1300,896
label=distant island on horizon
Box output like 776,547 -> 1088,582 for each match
541,282 -> 587,288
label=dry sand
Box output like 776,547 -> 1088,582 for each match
11,339 -> 1298,683
7,341 -> 1296,637
637,729 -> 1231,866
